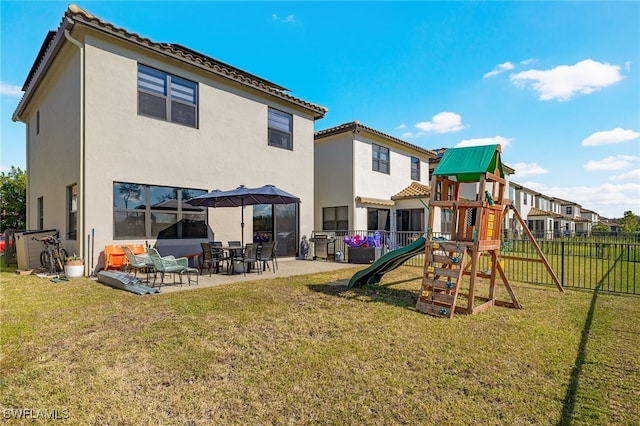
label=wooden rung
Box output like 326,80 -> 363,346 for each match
430,242 -> 460,252
427,254 -> 462,265
430,292 -> 455,305
425,279 -> 458,291
416,300 -> 454,318
433,267 -> 460,279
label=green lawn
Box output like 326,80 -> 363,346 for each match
1,266 -> 638,425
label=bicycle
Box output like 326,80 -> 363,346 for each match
33,233 -> 68,274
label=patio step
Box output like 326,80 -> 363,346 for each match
416,241 -> 466,319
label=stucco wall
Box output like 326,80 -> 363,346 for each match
313,134 -> 353,230
24,44 -> 81,255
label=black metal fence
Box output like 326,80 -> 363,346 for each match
315,230 -> 640,295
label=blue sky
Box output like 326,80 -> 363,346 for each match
1,1 -> 639,219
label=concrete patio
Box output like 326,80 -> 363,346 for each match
148,258 -> 359,294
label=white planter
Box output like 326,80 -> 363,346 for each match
64,264 -> 85,278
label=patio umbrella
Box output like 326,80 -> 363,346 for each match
186,184 -> 301,246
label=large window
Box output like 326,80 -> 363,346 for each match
268,108 -> 293,150
367,208 -> 390,231
113,182 -> 207,239
372,144 -> 390,174
138,64 -> 198,128
411,156 -> 420,180
67,184 -> 78,240
322,206 -> 348,231
253,204 -> 298,257
396,209 -> 424,232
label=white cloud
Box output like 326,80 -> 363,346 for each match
583,155 -> 640,171
520,58 -> 535,66
401,131 -> 425,139
1,82 -> 23,97
509,59 -> 623,101
582,128 -> 640,146
455,136 -> 512,148
415,112 -> 463,134
610,168 -> 640,182
508,162 -> 548,177
272,13 -> 296,24
395,124 -> 407,130
625,61 -> 631,72
483,61 -> 515,79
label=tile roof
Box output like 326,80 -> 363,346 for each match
527,207 -> 589,222
527,207 -> 558,217
315,121 -> 436,158
391,182 -> 431,200
15,4 -> 326,121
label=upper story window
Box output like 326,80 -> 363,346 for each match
566,206 -> 573,215
137,64 -> 197,128
411,156 -> 420,180
523,194 -> 527,205
372,144 -> 390,174
268,108 -> 293,150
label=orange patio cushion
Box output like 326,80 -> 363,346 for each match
104,244 -> 126,270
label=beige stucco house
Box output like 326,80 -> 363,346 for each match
12,5 -> 326,273
314,121 -> 436,246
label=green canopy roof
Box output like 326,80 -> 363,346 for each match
432,144 -> 504,182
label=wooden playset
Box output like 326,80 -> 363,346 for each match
416,144 -> 562,318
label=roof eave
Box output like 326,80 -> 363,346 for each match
12,17 -> 73,122
315,121 -> 436,158
15,6 -> 327,121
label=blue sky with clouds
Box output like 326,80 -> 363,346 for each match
1,1 -> 638,219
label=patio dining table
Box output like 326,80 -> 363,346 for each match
219,246 -> 245,274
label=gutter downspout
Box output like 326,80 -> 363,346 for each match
64,29 -> 86,275
351,129 -> 357,231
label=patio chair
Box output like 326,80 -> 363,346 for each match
147,247 -> 198,288
241,243 -> 261,276
200,242 -> 215,276
209,242 -> 229,274
259,242 -> 276,273
121,245 -> 152,282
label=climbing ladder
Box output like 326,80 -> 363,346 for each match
416,241 -> 467,319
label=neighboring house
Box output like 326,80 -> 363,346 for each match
599,218 -> 621,232
552,197 -> 594,235
581,208 -> 599,227
314,121 -> 435,242
12,5 -> 326,270
508,182 -> 603,238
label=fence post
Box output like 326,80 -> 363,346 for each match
561,241 -> 565,287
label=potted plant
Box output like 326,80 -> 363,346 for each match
64,254 -> 85,278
